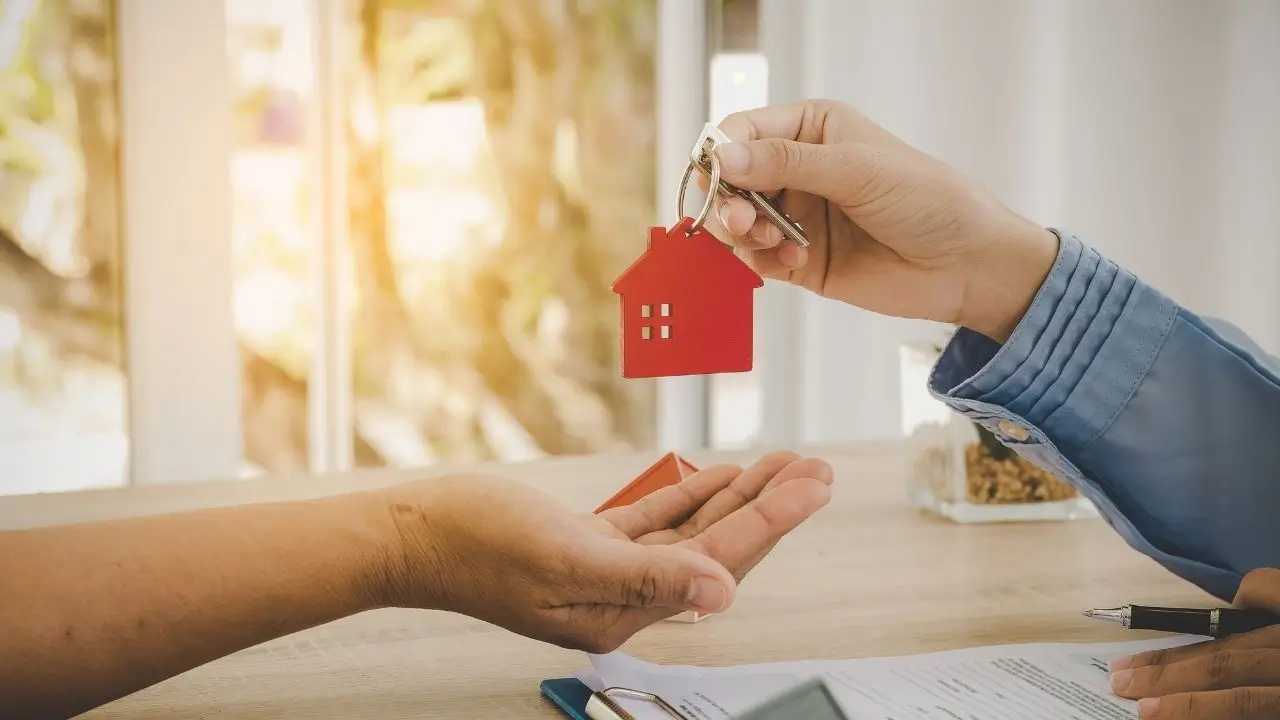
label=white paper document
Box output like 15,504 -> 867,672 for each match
589,636 -> 1202,720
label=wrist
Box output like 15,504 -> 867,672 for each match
309,491 -> 414,613
958,216 -> 1059,343
370,480 -> 456,611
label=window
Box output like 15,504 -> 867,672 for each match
0,0 -> 129,495
225,0 -> 660,470
642,304 -> 652,318
348,1 -> 660,465
227,0 -> 317,476
7,0 -> 698,493
642,327 -> 652,340
660,325 -> 671,339
660,303 -> 671,317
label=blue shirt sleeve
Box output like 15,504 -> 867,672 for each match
929,230 -> 1280,601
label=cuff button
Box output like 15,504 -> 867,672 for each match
996,419 -> 1031,442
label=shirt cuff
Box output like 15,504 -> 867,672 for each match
929,230 -> 1179,453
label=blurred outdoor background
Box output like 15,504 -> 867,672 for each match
3,0 -> 764,492
226,0 -> 661,474
1,0 -> 128,491
4,0 -> 1275,495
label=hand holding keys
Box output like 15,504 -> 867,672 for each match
610,122 -> 808,380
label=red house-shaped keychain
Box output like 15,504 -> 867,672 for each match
612,217 -> 762,378
594,451 -> 700,513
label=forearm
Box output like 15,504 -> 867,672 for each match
0,492 -> 392,719
933,230 -> 1280,599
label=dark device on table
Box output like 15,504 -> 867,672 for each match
736,679 -> 850,720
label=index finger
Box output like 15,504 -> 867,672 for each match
597,463 -> 741,539
719,100 -> 910,151
1112,648 -> 1280,699
1125,626 -> 1280,669
697,103 -> 816,195
677,454 -> 835,540
678,477 -> 831,581
1144,687 -> 1280,720
671,451 -> 799,537
1236,568 -> 1280,611
718,102 -> 812,143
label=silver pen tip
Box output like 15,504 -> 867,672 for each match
1080,607 -> 1128,625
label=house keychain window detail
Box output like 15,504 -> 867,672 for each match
611,123 -> 807,379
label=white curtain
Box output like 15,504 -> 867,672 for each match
757,0 -> 1280,445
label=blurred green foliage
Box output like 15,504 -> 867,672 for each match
0,0 -> 74,167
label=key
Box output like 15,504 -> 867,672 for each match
689,123 -> 810,247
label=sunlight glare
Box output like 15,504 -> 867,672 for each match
231,151 -> 310,252
227,0 -> 315,94
0,0 -> 35,68
0,311 -> 21,352
387,100 -> 497,261
234,268 -> 302,341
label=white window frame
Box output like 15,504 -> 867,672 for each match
114,0 -> 714,483
307,0 -> 355,474
118,0 -> 242,484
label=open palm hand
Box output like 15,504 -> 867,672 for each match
381,451 -> 833,653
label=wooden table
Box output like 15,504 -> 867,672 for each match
0,442 -> 1214,719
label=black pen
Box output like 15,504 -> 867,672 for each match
1083,604 -> 1280,639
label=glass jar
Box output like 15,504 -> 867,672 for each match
899,336 -> 1097,523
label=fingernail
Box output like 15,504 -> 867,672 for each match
1109,669 -> 1134,693
687,576 -> 728,613
1110,655 -> 1132,672
1137,697 -> 1160,718
716,143 -> 750,175
717,202 -> 734,231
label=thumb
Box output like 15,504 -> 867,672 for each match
585,541 -> 736,614
714,138 -> 887,205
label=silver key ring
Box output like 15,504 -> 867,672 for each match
675,148 -> 721,235
685,123 -> 809,247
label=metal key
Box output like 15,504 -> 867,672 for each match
689,123 -> 810,247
